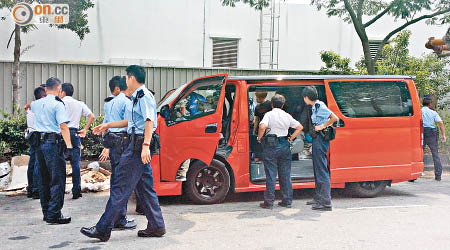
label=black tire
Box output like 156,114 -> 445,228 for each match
185,159 -> 231,204
346,181 -> 388,198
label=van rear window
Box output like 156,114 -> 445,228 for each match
329,81 -> 413,118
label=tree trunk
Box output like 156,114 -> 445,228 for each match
12,24 -> 21,116
361,39 -> 375,74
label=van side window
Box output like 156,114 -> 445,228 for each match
329,81 -> 413,118
170,79 -> 222,123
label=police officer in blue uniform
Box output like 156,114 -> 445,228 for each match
98,76 -> 137,230
302,86 -> 338,211
31,77 -> 73,224
422,97 -> 447,181
26,86 -> 46,199
81,65 -> 165,242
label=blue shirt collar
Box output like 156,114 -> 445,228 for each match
131,85 -> 146,101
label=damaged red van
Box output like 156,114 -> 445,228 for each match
152,74 -> 424,204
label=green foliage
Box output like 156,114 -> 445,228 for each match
311,0 -> 450,25
0,0 -> 94,40
221,0 -> 269,9
0,108 -> 105,160
0,107 -> 28,158
440,110 -> 450,153
79,115 -> 104,159
322,30 -> 450,108
371,30 -> 450,108
319,51 -> 356,74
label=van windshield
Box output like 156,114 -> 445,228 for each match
157,83 -> 188,112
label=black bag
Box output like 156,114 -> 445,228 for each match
320,126 -> 336,141
134,133 -> 161,155
262,134 -> 278,148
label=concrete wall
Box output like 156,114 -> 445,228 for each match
0,0 -> 447,70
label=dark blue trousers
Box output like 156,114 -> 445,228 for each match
96,140 -> 165,234
262,138 -> 293,206
36,139 -> 66,220
69,128 -> 81,196
312,135 -> 331,206
108,139 -> 128,226
27,144 -> 40,195
424,127 -> 443,177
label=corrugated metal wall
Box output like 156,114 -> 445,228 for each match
0,61 -> 314,115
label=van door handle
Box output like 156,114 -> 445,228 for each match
334,120 -> 345,127
205,123 -> 218,133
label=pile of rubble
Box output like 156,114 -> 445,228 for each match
1,156 -> 111,196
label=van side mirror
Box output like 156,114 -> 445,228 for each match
160,104 -> 170,119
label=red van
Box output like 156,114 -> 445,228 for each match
153,74 -> 424,204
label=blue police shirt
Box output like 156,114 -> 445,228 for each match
104,93 -> 131,133
102,95 -> 114,125
126,85 -> 157,134
311,100 -> 332,126
31,94 -> 70,133
422,106 -> 442,129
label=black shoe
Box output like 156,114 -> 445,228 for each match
435,176 -> 441,181
72,193 -> 82,199
259,202 -> 273,209
138,228 -> 166,238
278,202 -> 292,208
45,214 -> 71,224
27,192 -> 33,198
311,203 -> 332,211
113,219 -> 137,231
306,200 -> 318,205
80,226 -> 111,242
32,193 -> 40,199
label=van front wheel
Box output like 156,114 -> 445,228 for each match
186,159 -> 230,204
346,181 -> 388,198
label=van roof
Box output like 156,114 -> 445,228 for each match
227,75 -> 415,81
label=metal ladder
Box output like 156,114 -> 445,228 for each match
258,0 -> 280,69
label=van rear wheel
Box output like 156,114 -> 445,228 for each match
346,181 -> 388,198
186,159 -> 230,204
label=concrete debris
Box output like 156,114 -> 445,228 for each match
0,162 -> 11,190
87,161 -> 100,171
80,167 -> 111,192
6,155 -> 29,191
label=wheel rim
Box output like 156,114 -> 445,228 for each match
359,181 -> 382,190
195,167 -> 224,200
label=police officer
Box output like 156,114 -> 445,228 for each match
60,82 -> 95,199
98,76 -> 136,230
302,86 -> 338,211
25,86 -> 46,199
257,94 -> 303,209
31,77 -> 73,224
81,65 -> 165,241
422,97 -> 447,181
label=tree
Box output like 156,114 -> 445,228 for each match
319,50 -> 356,74
310,0 -> 450,74
0,0 -> 94,116
321,30 -> 450,108
371,30 -> 450,108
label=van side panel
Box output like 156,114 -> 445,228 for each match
325,79 -> 422,183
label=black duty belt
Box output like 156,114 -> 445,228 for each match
40,132 -> 61,141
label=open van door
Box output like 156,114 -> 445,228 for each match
159,74 -> 228,181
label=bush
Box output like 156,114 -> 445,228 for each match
0,108 -> 106,161
0,108 -> 28,161
80,115 -> 104,159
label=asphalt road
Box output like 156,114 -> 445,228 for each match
1,172 -> 450,250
